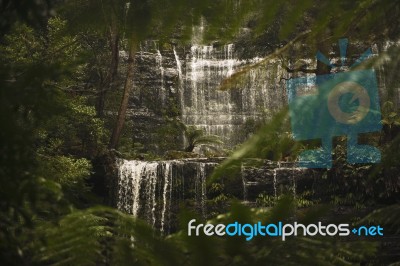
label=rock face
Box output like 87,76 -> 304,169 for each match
241,161 -> 321,201
116,158 -> 221,234
181,44 -> 287,146
127,45 -> 183,154
114,38 -> 400,233
115,158 -> 325,233
123,40 -> 399,154
125,41 -> 289,154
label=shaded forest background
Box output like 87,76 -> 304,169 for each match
0,0 -> 399,265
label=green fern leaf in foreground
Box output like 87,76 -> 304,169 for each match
35,198 -> 378,266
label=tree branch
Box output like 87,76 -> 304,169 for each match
279,55 -> 317,74
220,30 -> 312,90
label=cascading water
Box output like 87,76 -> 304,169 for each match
173,47 -> 183,79
116,157 -> 321,234
133,39 -> 289,150
274,162 -> 281,199
144,162 -> 158,227
116,159 -> 218,233
160,163 -> 171,233
181,43 -> 287,146
273,169 -> 277,199
195,163 -> 208,218
156,49 -> 165,104
131,38 -> 397,154
173,46 -> 185,131
291,167 -> 304,199
117,160 -> 144,217
119,38 -> 398,232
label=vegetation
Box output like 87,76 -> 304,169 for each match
183,126 -> 223,153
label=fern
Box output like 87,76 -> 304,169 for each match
35,207 -> 181,266
184,126 -> 223,152
33,199 -> 378,266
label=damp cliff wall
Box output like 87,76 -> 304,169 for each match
114,158 -> 325,233
121,40 -> 399,155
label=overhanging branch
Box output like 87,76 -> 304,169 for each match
220,30 -> 312,90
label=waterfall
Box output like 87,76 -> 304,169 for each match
144,162 -> 158,227
117,160 -> 145,216
274,161 -> 281,199
291,167 -> 303,199
116,158 -> 319,233
173,47 -> 185,116
160,163 -> 171,233
224,43 -> 235,77
117,159 -> 218,231
173,47 -> 183,79
273,169 -> 277,199
195,163 -> 207,218
182,44 -> 287,146
183,43 -> 238,143
156,49 -> 165,105
131,39 -> 398,154
132,40 -> 289,150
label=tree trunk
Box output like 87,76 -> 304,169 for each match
109,14 -> 119,82
109,44 -> 136,150
97,14 -> 119,117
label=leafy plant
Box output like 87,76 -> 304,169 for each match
32,198 -> 378,266
211,109 -> 302,182
184,125 -> 223,153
